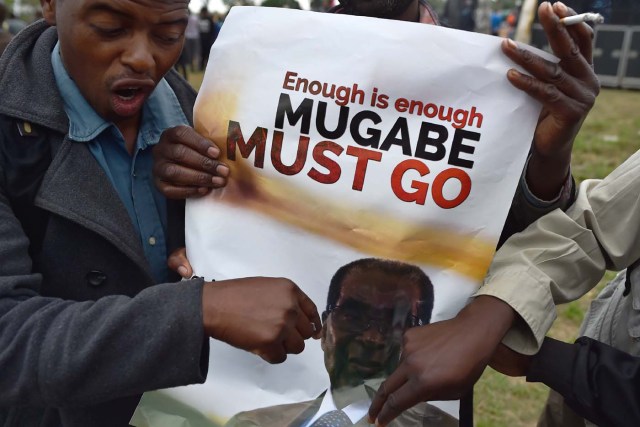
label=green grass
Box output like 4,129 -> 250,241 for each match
185,69 -> 640,424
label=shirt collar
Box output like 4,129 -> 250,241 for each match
306,385 -> 371,426
51,42 -> 189,146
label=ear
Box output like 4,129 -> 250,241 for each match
41,0 -> 57,26
319,320 -> 328,352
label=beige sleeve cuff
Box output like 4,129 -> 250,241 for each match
474,270 -> 556,355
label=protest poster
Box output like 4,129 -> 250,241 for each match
132,6 -> 551,426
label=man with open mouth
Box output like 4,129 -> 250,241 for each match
0,1 -> 323,426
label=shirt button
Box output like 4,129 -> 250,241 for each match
86,270 -> 108,287
148,236 -> 157,246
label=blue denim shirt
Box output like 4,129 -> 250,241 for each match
52,42 -> 189,283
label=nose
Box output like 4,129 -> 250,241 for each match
121,33 -> 155,74
360,324 -> 386,345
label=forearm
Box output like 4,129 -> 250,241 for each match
526,148 -> 572,201
0,182 -> 209,407
0,276 -> 208,407
459,295 -> 516,344
528,337 -> 640,427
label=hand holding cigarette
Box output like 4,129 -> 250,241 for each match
500,0 -> 600,203
560,12 -> 604,26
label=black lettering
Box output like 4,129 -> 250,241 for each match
226,121 -> 267,168
449,129 -> 480,169
274,93 -> 313,135
316,101 -> 349,140
414,122 -> 448,162
350,110 -> 382,149
380,117 -> 411,156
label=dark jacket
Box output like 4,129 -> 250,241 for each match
528,336 -> 640,427
0,21 -> 208,427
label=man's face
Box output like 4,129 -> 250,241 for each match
338,0 -> 416,19
42,0 -> 189,128
321,269 -> 422,390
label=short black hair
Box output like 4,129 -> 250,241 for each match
325,258 -> 434,325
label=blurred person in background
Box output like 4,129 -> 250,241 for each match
6,11 -> 27,35
0,2 -> 12,54
213,12 -> 224,37
490,9 -> 503,35
185,9 -> 200,72
442,0 -> 478,31
198,6 -> 215,70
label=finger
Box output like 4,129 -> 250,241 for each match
156,183 -> 212,200
157,139 -> 229,176
558,4 -> 594,63
505,68 -> 591,125
258,344 -> 288,364
283,330 -> 306,355
501,39 -> 588,101
369,369 -> 408,424
538,1 -> 592,79
296,288 -> 322,338
375,380 -> 423,427
167,247 -> 193,278
294,309 -> 315,340
155,162 -> 227,188
167,125 -> 222,159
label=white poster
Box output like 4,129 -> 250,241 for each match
132,6 -> 548,427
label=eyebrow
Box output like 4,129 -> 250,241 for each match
85,2 -> 189,26
85,3 -> 131,19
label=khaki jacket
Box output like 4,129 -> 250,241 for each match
476,149 -> 640,354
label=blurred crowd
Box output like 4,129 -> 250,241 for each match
174,6 -> 226,79
0,2 -> 30,55
3,0 -> 638,62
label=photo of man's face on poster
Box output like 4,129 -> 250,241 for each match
223,259 -> 458,427
321,258 -> 434,391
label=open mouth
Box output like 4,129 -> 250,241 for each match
109,77 -> 155,117
114,87 -> 143,100
350,359 -> 384,374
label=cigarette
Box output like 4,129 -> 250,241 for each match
560,12 -> 604,26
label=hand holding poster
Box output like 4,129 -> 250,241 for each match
132,6 -> 552,427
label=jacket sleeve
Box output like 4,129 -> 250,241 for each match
498,157 -> 575,248
0,172 -> 209,407
528,336 -> 640,427
475,149 -> 640,354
